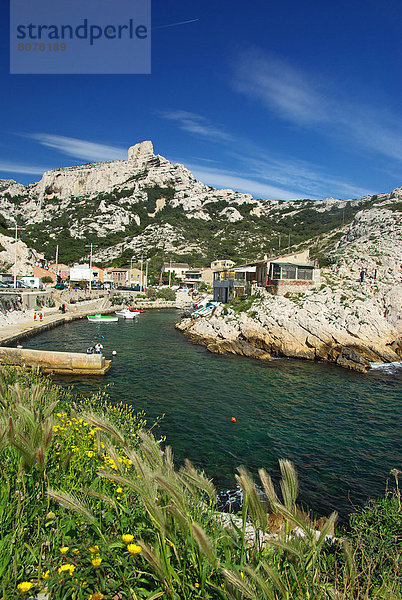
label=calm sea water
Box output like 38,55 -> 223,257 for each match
21,310 -> 402,519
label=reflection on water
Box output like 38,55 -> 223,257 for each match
21,310 -> 402,519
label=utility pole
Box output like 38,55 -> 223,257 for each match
278,234 -> 281,255
12,221 -> 25,288
168,258 -> 172,286
130,256 -> 136,286
145,258 -> 149,290
55,244 -> 59,280
14,222 -> 18,289
140,254 -> 143,291
89,243 -> 93,291
85,243 -> 97,292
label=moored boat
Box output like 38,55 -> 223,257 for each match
87,314 -> 118,322
115,308 -> 137,319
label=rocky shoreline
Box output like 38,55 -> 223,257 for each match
175,285 -> 401,373
177,200 -> 402,373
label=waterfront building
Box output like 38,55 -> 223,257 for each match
213,250 -> 320,302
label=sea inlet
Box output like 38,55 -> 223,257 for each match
20,309 -> 401,520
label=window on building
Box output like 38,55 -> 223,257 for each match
297,267 -> 313,280
272,264 -> 281,279
281,265 -> 297,279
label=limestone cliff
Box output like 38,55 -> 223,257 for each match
0,141 -> 395,265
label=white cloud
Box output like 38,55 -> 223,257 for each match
232,49 -> 402,163
229,152 -> 369,199
0,161 -> 48,176
233,50 -> 328,125
159,111 -> 233,142
184,162 -> 302,200
26,134 -> 126,162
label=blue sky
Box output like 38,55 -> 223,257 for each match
1,0 -> 401,200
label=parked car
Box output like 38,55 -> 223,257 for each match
54,283 -> 66,290
16,281 -> 30,288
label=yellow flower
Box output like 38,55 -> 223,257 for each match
116,487 -> 123,493
58,564 -> 75,575
91,556 -> 102,567
60,546 -> 69,554
88,545 -> 99,553
42,570 -> 50,579
122,534 -> 134,543
85,451 -> 95,457
127,543 -> 142,555
240,571 -> 244,579
17,582 -> 34,593
194,582 -> 200,588
89,594 -> 104,600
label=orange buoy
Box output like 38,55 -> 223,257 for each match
231,417 -> 237,423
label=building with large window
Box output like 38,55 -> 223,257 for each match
213,250 -> 320,302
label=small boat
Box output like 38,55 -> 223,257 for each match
115,308 -> 138,319
129,307 -> 145,313
87,314 -> 118,322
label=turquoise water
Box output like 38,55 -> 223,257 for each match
21,310 -> 401,519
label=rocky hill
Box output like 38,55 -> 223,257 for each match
0,141 -> 398,268
176,200 -> 402,372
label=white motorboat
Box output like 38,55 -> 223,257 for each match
115,308 -> 138,319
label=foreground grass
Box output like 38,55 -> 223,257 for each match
0,367 -> 400,599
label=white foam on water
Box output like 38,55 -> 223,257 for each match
369,361 -> 402,374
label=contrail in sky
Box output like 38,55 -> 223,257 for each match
153,19 -> 199,30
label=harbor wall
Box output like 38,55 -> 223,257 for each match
0,346 -> 111,375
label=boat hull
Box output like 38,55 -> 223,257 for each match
87,314 -> 118,322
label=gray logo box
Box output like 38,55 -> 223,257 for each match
10,0 -> 151,74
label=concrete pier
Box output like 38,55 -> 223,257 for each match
0,346 -> 111,375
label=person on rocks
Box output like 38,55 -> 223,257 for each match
360,269 -> 366,283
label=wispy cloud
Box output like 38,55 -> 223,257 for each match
26,134 -> 126,162
232,49 -> 402,162
228,152 -> 369,199
159,111 -> 234,142
183,162 -> 305,200
0,161 -> 48,176
233,50 -> 328,125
